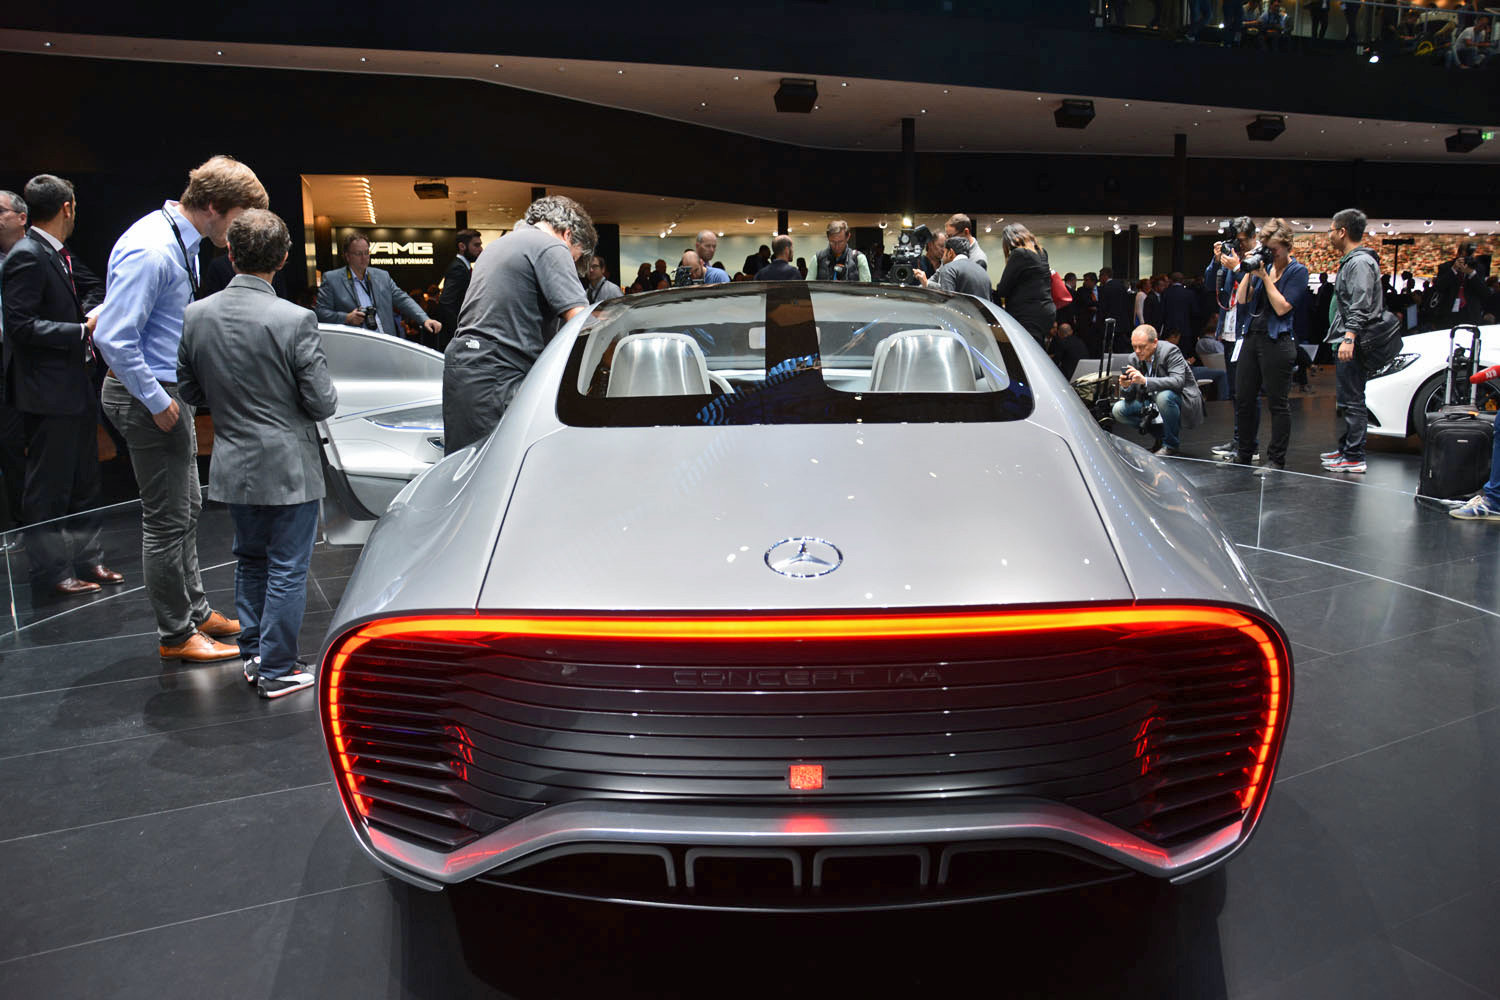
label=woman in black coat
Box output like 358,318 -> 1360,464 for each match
992,223 -> 1056,347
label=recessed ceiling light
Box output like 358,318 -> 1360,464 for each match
814,105 -> 820,110
1123,103 -> 1130,108
732,75 -> 740,80
494,63 -> 500,68
43,41 -> 51,47
717,231 -> 724,237
360,56 -> 367,62
216,50 -> 223,56
617,69 -> 624,75
1036,96 -> 1043,102
841,81 -> 848,87
700,102 -> 707,107
942,89 -> 950,94
920,109 -> 927,114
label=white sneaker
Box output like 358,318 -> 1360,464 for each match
257,670 -> 315,699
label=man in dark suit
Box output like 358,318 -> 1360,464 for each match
1096,267 -> 1134,352
177,209 -> 338,698
0,189 -> 30,539
1143,277 -> 1165,331
742,245 -> 771,277
437,228 -> 483,351
0,175 -> 122,596
1161,272 -> 1197,342
317,231 -> 442,341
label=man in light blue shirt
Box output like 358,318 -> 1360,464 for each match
94,155 -> 269,663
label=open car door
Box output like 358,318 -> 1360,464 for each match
317,325 -> 445,545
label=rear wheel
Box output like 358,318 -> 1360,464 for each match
1411,372 -> 1500,439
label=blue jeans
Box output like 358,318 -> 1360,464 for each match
1113,390 -> 1182,449
1334,358 -> 1368,461
1485,410 -> 1500,507
230,500 -> 319,680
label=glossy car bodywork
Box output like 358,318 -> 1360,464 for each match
316,324 -> 445,544
319,283 -> 1292,910
1365,325 -> 1498,439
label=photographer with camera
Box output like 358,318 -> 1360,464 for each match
1230,218 -> 1309,471
914,234 -> 990,298
317,231 -> 441,341
1206,216 -> 1256,459
1111,325 -> 1202,457
674,250 -> 709,288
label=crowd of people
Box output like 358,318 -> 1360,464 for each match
1107,0 -> 1498,66
1,167 -> 1496,700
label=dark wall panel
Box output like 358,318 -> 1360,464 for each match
3,54 -> 1494,287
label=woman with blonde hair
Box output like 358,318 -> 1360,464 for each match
1230,217 -> 1310,470
993,223 -> 1055,347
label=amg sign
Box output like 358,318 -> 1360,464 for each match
326,227 -> 456,285
369,241 -> 435,257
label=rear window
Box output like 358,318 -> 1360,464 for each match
557,283 -> 1034,426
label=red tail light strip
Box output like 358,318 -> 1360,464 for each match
322,604 -> 1288,849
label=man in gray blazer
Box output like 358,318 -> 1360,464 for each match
178,209 -> 339,699
315,230 -> 441,340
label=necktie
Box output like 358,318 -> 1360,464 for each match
60,245 -> 95,360
58,245 -> 78,297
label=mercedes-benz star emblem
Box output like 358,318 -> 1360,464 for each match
765,537 -> 843,578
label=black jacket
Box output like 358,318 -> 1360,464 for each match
993,247 -> 1056,346
0,231 -> 94,415
438,256 -> 473,334
1097,278 -> 1134,349
756,259 -> 800,281
1162,283 -> 1196,339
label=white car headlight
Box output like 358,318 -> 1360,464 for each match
1370,353 -> 1420,379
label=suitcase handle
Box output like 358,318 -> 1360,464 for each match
1447,325 -> 1483,407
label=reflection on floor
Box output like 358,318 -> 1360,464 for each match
1,383 -> 1497,999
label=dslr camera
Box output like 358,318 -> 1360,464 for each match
1240,243 -> 1274,272
674,265 -> 704,288
886,224 -> 932,285
360,306 -> 380,330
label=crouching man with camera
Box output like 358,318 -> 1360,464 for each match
1111,324 -> 1204,457
316,231 -> 441,340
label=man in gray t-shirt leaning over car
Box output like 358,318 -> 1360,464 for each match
441,196 -> 595,454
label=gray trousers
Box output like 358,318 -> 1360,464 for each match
100,377 -> 211,645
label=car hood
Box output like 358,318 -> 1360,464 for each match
479,423 -> 1132,611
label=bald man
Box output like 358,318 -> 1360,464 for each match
694,230 -> 730,284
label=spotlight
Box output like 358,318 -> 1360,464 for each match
1368,54 -> 1380,64
774,78 -> 818,114
901,216 -> 913,227
1054,99 -> 1095,130
745,218 -> 756,224
1446,128 -> 1484,153
1246,115 -> 1286,142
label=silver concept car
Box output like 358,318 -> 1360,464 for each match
318,282 -> 1292,910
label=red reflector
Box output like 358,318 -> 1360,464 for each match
789,764 -> 824,790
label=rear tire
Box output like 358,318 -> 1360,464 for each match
1411,372 -> 1499,440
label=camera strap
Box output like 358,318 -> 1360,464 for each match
160,207 -> 200,300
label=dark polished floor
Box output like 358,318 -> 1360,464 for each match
2,374 -> 1497,999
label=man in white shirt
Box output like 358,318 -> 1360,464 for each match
1450,14 -> 1494,67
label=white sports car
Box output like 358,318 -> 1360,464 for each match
1366,325 -> 1499,440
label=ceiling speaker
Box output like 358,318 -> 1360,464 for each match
774,79 -> 818,114
1246,115 -> 1286,141
1054,100 -> 1095,130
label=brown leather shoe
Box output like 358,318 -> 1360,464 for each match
54,577 -> 102,596
159,632 -> 241,662
78,564 -> 125,585
199,610 -> 242,637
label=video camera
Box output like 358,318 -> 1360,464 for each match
886,224 -> 933,285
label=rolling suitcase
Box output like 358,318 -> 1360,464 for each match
1420,326 -> 1495,500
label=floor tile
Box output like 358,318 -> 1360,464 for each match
1390,878 -> 1500,997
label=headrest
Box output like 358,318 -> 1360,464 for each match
605,332 -> 712,397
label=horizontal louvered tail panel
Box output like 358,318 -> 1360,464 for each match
321,606 -> 1289,855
